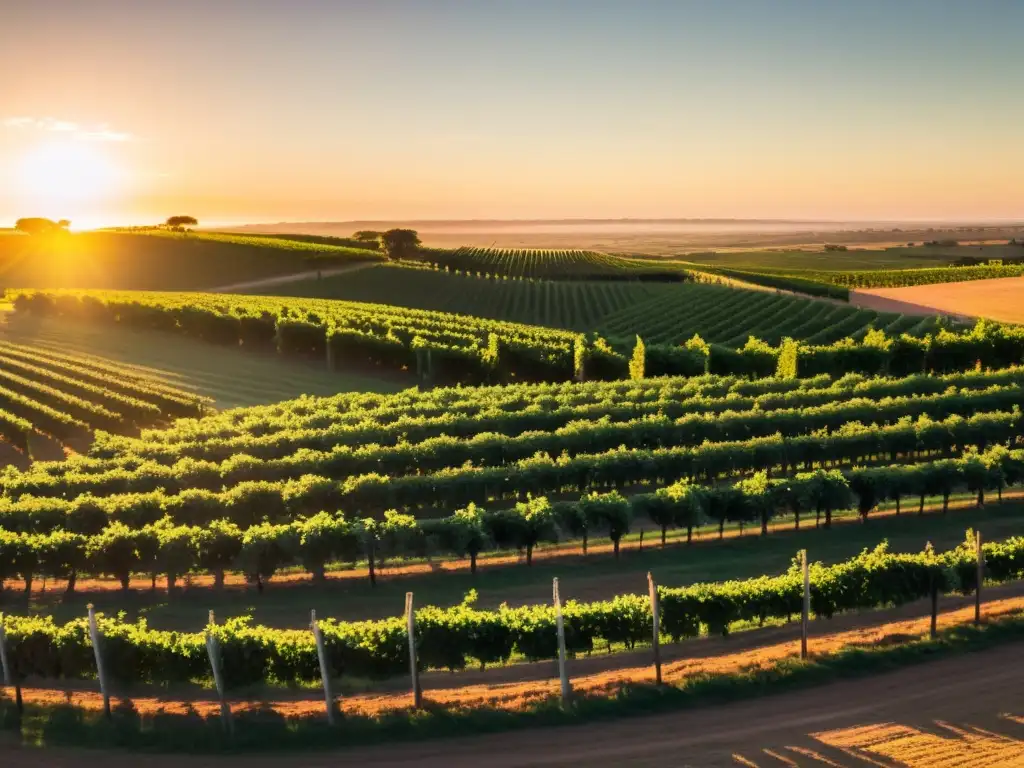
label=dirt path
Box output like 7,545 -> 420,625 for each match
5,614 -> 1024,766
207,261 -> 376,293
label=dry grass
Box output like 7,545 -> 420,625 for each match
813,721 -> 1024,766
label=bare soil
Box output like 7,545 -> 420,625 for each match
851,276 -> 1024,324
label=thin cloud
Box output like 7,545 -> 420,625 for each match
2,116 -> 134,142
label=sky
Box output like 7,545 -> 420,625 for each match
1,0 -> 1023,228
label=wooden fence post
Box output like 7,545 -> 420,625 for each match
86,604 -> 111,718
647,572 -> 662,685
553,577 -> 571,705
639,528 -> 644,552
205,611 -> 232,733
800,550 -> 809,660
975,531 -> 984,626
405,592 -> 421,709
930,573 -> 939,640
0,613 -> 21,714
0,613 -> 11,688
310,610 -> 336,725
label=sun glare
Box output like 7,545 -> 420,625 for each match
16,140 -> 122,211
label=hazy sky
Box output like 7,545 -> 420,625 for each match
2,0 -> 1023,227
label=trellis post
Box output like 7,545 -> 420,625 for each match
553,577 -> 571,705
800,550 -> 810,660
975,531 -> 984,625
647,572 -> 662,685
87,605 -> 111,718
311,610 -> 336,725
205,611 -> 232,732
406,592 -> 422,708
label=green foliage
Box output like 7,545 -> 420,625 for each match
379,229 -> 421,261
4,532 -> 1021,687
628,335 -> 646,380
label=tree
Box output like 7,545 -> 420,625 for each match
580,491 -> 632,558
352,230 -> 383,242
194,520 -> 243,589
631,493 -> 672,546
0,531 -> 38,594
849,468 -> 887,523
920,460 -> 962,514
38,531 -> 87,595
423,503 -> 489,575
515,496 -> 559,566
736,471 -> 779,535
959,451 -> 993,508
640,479 -> 705,544
153,522 -> 198,591
294,512 -> 360,582
15,217 -> 68,235
379,229 -> 421,261
704,487 -> 741,539
236,523 -> 296,592
165,215 -> 198,229
798,469 -> 852,529
87,522 -> 148,591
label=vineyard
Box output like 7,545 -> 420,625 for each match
1,531 -> 1022,688
1,362 -> 1023,602
0,340 -> 208,459
256,263 -> 674,329
598,282 -> 940,346
4,241 -> 1024,747
417,246 -> 661,280
700,262 -> 1024,292
17,287 -> 1018,389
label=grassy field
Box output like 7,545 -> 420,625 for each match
14,494 -> 1018,632
0,231 -> 382,293
1,312 -> 407,409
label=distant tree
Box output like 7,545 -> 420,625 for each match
165,215 -> 198,229
14,217 -> 68,235
352,230 -> 384,242
379,229 -> 421,260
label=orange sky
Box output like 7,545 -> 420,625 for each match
1,1 -> 1022,229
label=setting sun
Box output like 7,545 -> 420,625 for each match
15,140 -> 122,214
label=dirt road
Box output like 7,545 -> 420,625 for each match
5,631 -> 1024,766
208,261 -> 376,293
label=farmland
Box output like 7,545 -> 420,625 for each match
0,338 -> 207,461
852,275 -> 1024,325
598,282 -> 938,345
3,230 -> 1024,754
416,245 -> 650,280
0,231 -> 383,292
244,265 -> 940,345
255,262 -> 671,330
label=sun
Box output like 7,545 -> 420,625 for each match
16,140 -> 122,210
